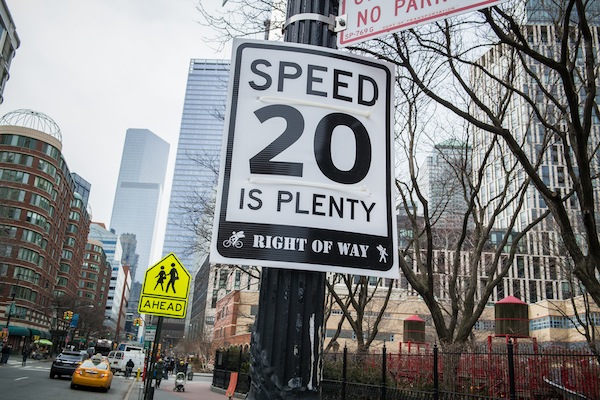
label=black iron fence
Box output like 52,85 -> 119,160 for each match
213,347 -> 251,394
213,341 -> 600,399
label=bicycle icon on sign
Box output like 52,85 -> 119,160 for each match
223,231 -> 245,248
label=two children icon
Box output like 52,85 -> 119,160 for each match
154,262 -> 179,293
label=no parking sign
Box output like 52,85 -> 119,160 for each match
211,39 -> 398,278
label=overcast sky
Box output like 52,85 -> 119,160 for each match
1,0 -> 230,252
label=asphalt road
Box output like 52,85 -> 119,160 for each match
0,358 -> 225,400
0,357 -> 132,400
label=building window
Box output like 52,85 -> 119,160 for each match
38,159 -> 57,177
0,151 -> 33,167
545,282 -> 554,299
25,211 -> 48,231
17,247 -> 41,265
61,249 -> 73,260
234,271 -> 241,290
69,211 -> 80,221
0,243 -> 12,257
0,187 -> 25,202
33,176 -> 54,194
21,229 -> 45,248
0,263 -> 8,276
211,290 -> 218,308
0,168 -> 29,184
14,266 -> 40,284
1,134 -> 38,150
0,205 -> 21,220
30,193 -> 52,213
529,281 -> 538,303
0,224 -> 17,239
41,143 -> 60,160
219,270 -> 228,289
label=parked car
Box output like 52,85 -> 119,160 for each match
49,350 -> 88,379
71,355 -> 113,392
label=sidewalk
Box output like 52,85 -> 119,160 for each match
126,373 -> 242,400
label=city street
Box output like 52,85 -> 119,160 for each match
0,358 -> 130,400
0,358 -> 231,400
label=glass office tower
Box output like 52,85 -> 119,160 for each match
162,59 -> 230,274
159,59 -> 230,342
110,128 -> 169,282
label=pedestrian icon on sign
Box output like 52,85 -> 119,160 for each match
166,263 -> 179,294
154,266 -> 167,291
376,245 -> 388,263
139,253 -> 191,319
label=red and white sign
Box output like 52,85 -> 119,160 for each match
338,0 -> 508,47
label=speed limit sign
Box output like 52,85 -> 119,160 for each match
211,39 -> 398,278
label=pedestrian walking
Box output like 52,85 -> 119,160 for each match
125,358 -> 134,379
1,343 -> 10,364
154,358 -> 164,388
21,346 -> 30,366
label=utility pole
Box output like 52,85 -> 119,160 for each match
246,2 -> 338,399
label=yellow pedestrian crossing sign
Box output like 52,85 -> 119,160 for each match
138,253 -> 191,318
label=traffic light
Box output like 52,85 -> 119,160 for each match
133,317 -> 142,327
64,310 -> 73,320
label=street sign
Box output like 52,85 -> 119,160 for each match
337,0 -> 508,47
145,325 -> 156,342
69,313 -> 79,328
138,253 -> 191,318
211,38 -> 398,278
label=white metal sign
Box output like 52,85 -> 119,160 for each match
338,0 -> 508,47
211,39 -> 398,278
144,326 -> 156,342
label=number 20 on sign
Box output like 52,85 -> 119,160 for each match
211,39 -> 399,278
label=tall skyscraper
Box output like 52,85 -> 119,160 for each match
88,222 -> 125,333
161,59 -> 230,341
110,128 -> 169,282
162,59 -> 230,273
425,140 -> 472,230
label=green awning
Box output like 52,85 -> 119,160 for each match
8,325 -> 30,337
29,328 -> 41,337
40,330 -> 52,339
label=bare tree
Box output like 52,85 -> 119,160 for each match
355,0 -> 600,308
175,150 -> 220,257
195,1 -> 600,354
325,275 -> 394,355
196,0 -> 285,49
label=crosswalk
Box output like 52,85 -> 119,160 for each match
0,360 -> 128,379
0,360 -> 50,371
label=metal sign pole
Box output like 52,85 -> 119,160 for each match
143,316 -> 163,400
246,2 -> 338,399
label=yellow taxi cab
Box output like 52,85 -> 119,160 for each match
70,354 -> 113,392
